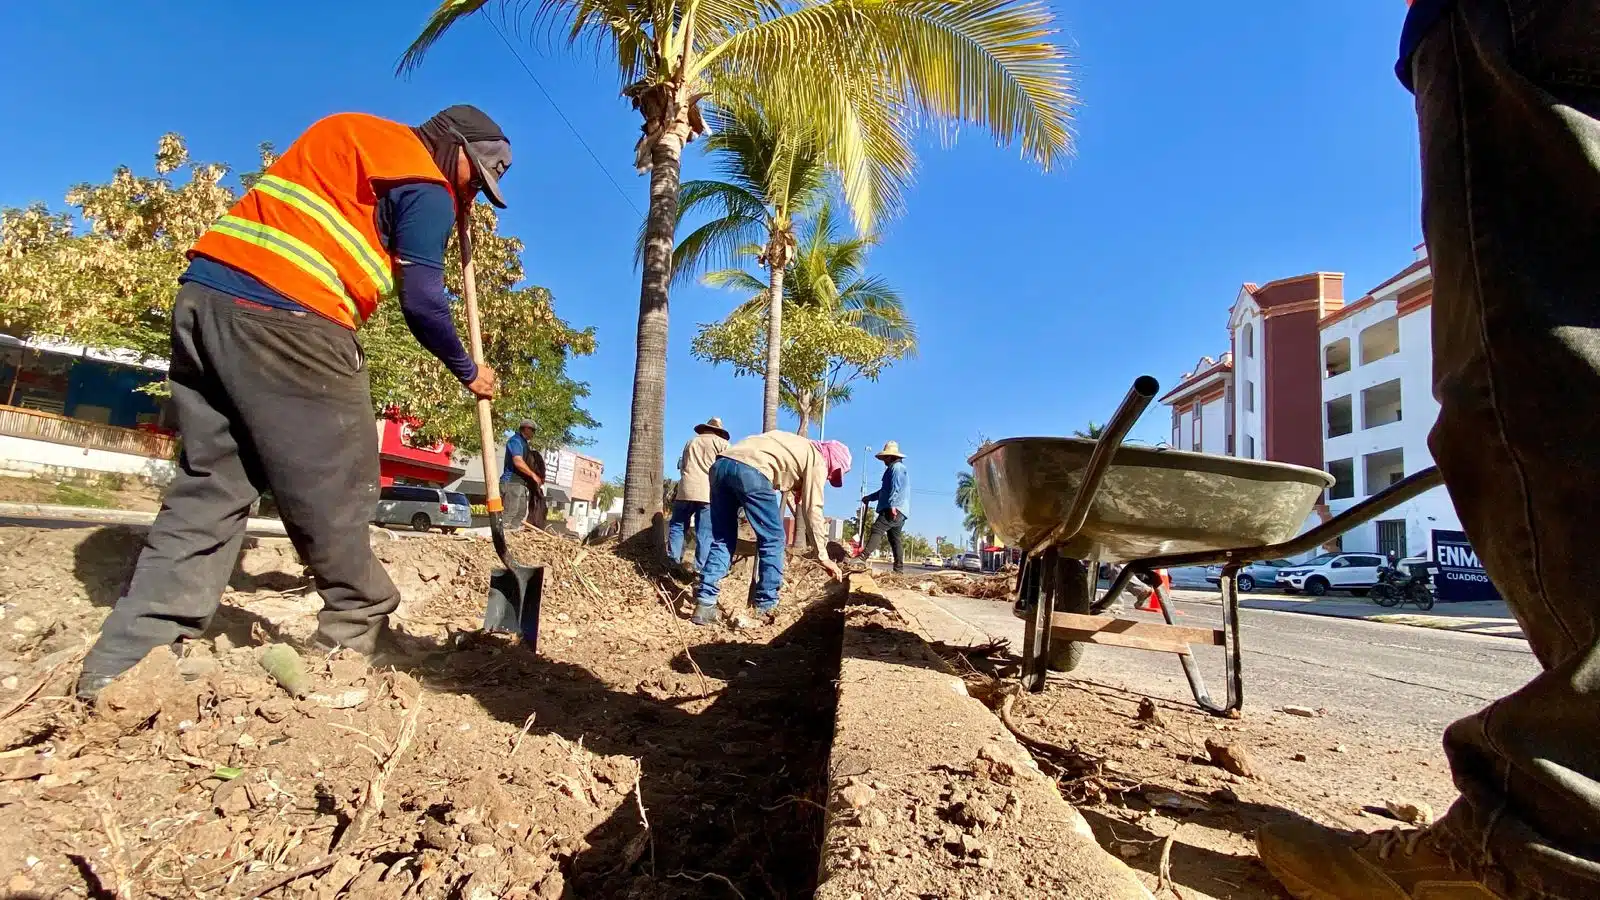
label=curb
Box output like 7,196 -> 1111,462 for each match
815,573 -> 1153,899
0,501 -> 290,537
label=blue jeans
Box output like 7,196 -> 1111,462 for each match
696,458 -> 785,612
667,499 -> 711,571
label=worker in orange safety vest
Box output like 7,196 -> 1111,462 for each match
78,106 -> 512,700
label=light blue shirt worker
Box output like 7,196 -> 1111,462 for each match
864,459 -> 909,516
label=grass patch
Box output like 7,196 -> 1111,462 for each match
52,482 -> 113,508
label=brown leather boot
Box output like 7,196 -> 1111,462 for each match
1256,820 -> 1504,900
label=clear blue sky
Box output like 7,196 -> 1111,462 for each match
0,1 -> 1421,545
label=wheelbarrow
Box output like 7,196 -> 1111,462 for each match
969,376 -> 1447,716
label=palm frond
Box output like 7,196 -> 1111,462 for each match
398,0 -> 494,73
638,179 -> 768,283
702,267 -> 769,296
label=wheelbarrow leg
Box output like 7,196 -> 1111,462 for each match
1166,563 -> 1244,717
1022,548 -> 1058,693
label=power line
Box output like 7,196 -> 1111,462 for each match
484,17 -> 642,216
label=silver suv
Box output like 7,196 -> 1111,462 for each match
375,485 -> 472,533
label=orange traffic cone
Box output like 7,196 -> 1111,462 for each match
1135,569 -> 1171,613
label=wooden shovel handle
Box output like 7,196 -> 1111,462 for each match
458,216 -> 501,513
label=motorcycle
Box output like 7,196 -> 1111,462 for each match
1370,561 -> 1436,611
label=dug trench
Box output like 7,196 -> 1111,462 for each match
0,525 -> 841,899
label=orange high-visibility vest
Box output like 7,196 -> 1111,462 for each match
189,113 -> 455,329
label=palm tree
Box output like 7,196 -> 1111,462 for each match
705,202 -> 914,431
402,0 -> 1075,540
655,100 -> 828,430
954,470 -> 987,540
1074,421 -> 1104,439
667,102 -> 821,430
781,381 -> 850,437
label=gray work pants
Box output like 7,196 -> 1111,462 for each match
1414,2 -> 1600,896
83,283 -> 400,678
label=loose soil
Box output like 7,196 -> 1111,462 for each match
0,525 -> 840,899
948,642 -> 1460,900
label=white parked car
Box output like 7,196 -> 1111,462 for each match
1205,559 -> 1294,593
957,553 -> 983,572
1275,552 -> 1387,597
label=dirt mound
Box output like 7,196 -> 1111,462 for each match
0,525 -> 841,899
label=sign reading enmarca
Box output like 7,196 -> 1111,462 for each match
1430,530 -> 1502,603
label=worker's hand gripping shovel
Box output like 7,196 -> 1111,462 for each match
458,218 -> 544,645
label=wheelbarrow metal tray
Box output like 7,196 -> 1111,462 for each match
968,438 -> 1334,562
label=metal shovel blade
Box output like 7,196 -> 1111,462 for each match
483,563 -> 545,648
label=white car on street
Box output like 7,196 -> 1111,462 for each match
1275,552 -> 1387,597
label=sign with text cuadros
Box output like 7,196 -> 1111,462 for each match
1429,530 -> 1502,603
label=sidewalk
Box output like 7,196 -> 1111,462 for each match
1167,587 -> 1523,640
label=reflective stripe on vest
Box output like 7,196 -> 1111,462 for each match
209,215 -> 361,320
251,174 -> 395,300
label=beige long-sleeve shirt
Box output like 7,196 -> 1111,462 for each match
722,430 -> 830,559
676,432 -> 729,503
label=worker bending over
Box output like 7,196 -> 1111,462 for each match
692,432 -> 847,626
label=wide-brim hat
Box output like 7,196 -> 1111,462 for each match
875,440 -> 905,461
694,417 -> 730,440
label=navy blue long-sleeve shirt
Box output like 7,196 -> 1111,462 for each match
181,181 -> 477,383
1396,0 -> 1451,91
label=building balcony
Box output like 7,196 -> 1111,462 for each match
0,403 -> 176,460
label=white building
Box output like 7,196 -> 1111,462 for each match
1318,245 -> 1458,559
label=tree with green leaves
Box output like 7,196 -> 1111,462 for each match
594,475 -> 625,513
402,0 -> 1076,541
1073,421 -> 1104,439
0,133 -> 596,452
936,537 -> 960,558
902,533 -> 934,560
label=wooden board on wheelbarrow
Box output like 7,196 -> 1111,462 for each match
1048,612 -> 1224,654
968,438 -> 1334,562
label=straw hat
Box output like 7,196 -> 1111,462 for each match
875,440 -> 905,461
694,417 -> 730,440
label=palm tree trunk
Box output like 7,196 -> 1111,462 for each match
762,257 -> 785,432
620,119 -> 690,541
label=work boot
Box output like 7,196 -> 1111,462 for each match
1256,820 -> 1504,899
690,604 -> 720,627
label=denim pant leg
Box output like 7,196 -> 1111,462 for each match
739,479 -> 786,611
695,463 -> 743,607
886,513 -> 906,571
1414,2 -> 1600,895
692,502 -> 714,572
667,499 -> 696,563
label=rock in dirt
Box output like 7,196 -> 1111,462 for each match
839,782 -> 876,811
1204,738 -> 1256,778
95,645 -> 183,729
1281,705 -> 1319,718
951,799 -> 1001,831
1136,697 -> 1164,726
1384,799 -> 1435,826
1143,789 -> 1210,813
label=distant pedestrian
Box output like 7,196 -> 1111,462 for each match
668,417 -> 729,575
501,420 -> 546,531
859,441 -> 909,574
692,432 -> 848,627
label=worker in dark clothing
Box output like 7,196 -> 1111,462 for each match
502,419 -> 547,530
858,441 -> 909,573
1256,3 -> 1600,899
77,106 -> 512,700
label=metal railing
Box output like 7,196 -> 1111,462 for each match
0,404 -> 175,460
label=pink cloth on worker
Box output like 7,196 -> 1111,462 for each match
811,440 -> 852,487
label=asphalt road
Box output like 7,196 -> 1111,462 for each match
925,592 -> 1541,746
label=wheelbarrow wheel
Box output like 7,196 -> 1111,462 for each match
1046,561 -> 1091,673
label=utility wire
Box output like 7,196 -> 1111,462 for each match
484,16 -> 642,216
